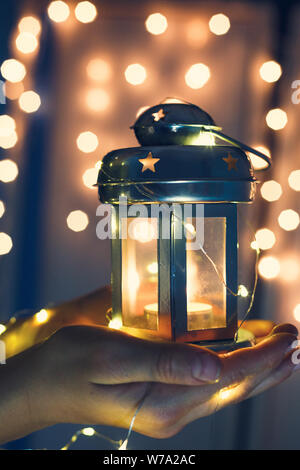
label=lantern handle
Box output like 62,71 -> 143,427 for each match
158,96 -> 195,105
212,130 -> 272,168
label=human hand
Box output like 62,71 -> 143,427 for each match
0,285 -> 283,357
1,321 -> 297,444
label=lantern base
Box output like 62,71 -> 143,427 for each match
192,328 -> 255,352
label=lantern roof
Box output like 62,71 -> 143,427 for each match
97,101 -> 271,204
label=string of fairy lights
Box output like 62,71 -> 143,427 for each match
0,3 -> 299,313
1,2 -> 296,314
0,1 -> 299,447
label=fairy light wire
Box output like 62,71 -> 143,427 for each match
118,384 -> 151,450
236,221 -> 260,336
59,385 -> 151,451
60,428 -> 121,450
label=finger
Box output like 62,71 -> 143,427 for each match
83,335 -> 298,438
142,333 -> 299,429
152,333 -> 298,434
219,332 -> 297,388
241,320 -> 275,338
248,349 -> 300,399
91,329 -> 295,387
153,333 -> 298,436
89,327 -> 222,385
269,323 -> 298,337
174,333 -> 298,418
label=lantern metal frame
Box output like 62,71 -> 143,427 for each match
111,202 -> 238,345
98,101 -> 271,349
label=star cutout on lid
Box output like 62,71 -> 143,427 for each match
223,153 -> 238,171
152,108 -> 165,122
139,152 -> 160,173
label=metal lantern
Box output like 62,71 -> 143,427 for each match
97,101 -> 271,350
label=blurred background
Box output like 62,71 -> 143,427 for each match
0,0 -> 300,450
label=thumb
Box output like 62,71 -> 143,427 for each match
92,329 -> 222,385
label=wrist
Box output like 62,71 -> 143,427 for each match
0,344 -> 56,444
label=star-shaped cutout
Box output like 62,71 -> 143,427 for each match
139,152 -> 160,173
223,153 -> 238,171
152,108 -> 165,122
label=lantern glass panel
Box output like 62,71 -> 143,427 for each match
121,217 -> 158,330
186,217 -> 226,331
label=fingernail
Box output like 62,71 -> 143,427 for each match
285,337 -> 299,354
192,355 -> 222,383
271,332 -> 298,353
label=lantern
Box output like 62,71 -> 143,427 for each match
97,101 -> 271,350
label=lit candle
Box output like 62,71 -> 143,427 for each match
144,302 -> 212,319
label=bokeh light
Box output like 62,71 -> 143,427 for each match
0,159 -> 18,182
86,59 -> 111,82
250,145 -> 271,170
185,19 -> 209,47
47,1 -> 70,23
82,427 -> 95,436
192,132 -> 215,145
18,90 -> 41,113
185,223 -> 196,239
0,324 -> 6,335
185,63 -> 210,89
145,13 -> 168,35
255,228 -> 276,250
266,108 -> 288,130
288,170 -> 300,191
130,219 -> 156,243
125,64 -> 147,86
1,59 -> 26,83
0,201 -> 5,218
76,131 -> 98,153
85,88 -> 110,112
209,13 -> 230,35
16,32 -> 38,54
258,256 -> 280,280
4,81 -> 24,100
147,262 -> 158,274
66,210 -> 89,232
94,160 -> 102,170
82,167 -> 98,188
259,60 -> 282,83
35,309 -> 49,324
75,1 -> 97,23
0,115 -> 16,137
18,16 -> 41,36
0,131 -> 18,149
294,304 -> 300,322
0,232 -> 13,255
238,285 -> 249,297
278,209 -> 300,231
250,240 -> 259,251
280,257 -> 300,282
260,180 -> 282,202
108,316 -> 122,330
0,114 -> 17,148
